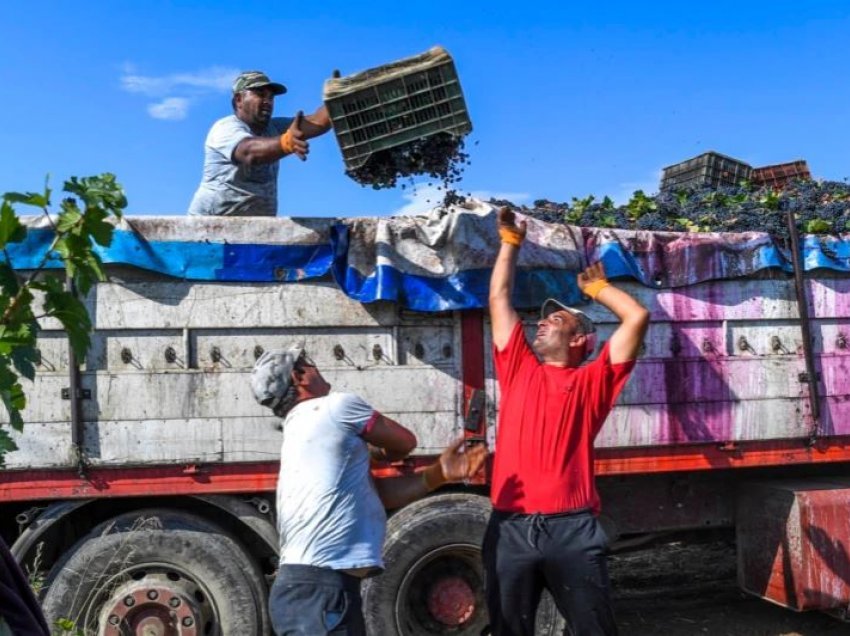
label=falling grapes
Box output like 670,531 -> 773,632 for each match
349,134 -> 470,192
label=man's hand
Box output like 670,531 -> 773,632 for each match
440,438 -> 488,482
577,261 -> 610,300
423,438 -> 488,490
581,260 -> 650,363
279,111 -> 309,160
497,206 -> 527,244
374,438 -> 488,509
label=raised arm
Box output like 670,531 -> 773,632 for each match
578,262 -> 649,365
489,207 -> 526,350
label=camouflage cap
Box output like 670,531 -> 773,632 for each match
541,298 -> 598,358
232,70 -> 287,96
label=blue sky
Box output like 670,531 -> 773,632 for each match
2,1 -> 849,217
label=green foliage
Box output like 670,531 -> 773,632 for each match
701,191 -> 729,208
805,218 -> 832,234
54,617 -> 85,636
673,217 -> 710,233
571,194 -> 595,215
730,192 -> 749,206
0,174 -> 125,463
599,196 -> 615,212
758,189 -> 781,210
563,194 -> 595,224
0,201 -> 27,247
626,190 -> 657,221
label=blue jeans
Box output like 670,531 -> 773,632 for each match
269,564 -> 366,636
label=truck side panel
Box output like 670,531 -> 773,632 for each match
3,278 -> 465,468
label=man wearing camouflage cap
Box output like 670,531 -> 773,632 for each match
251,344 -> 487,635
484,207 -> 650,635
188,70 -> 332,217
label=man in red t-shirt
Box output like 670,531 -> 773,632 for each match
484,207 -> 650,636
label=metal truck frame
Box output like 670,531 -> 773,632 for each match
3,208 -> 850,634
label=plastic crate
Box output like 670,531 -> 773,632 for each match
323,46 -> 472,173
751,160 -> 811,189
660,152 -> 752,192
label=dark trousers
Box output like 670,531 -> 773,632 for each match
269,564 -> 365,636
483,509 -> 618,636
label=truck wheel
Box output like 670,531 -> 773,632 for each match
362,493 -> 566,635
41,508 -> 270,635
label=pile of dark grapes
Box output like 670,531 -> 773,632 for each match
492,180 -> 850,241
348,134 -> 470,192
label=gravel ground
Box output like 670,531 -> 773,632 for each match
610,541 -> 848,636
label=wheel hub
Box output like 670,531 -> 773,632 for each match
100,580 -> 201,635
395,543 -> 487,634
426,575 -> 476,626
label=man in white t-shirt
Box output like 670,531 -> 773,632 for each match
251,344 -> 487,635
188,70 -> 332,217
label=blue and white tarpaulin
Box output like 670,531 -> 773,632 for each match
7,201 -> 850,312
10,216 -> 335,282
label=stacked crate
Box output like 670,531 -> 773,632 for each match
660,152 -> 752,192
751,161 -> 812,189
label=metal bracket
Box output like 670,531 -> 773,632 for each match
798,372 -> 821,384
61,388 -> 91,400
464,389 -> 485,431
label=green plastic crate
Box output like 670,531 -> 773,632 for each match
660,152 -> 752,192
323,46 -> 473,173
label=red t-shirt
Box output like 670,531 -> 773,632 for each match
491,321 -> 635,514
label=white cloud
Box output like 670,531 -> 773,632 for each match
147,97 -> 190,121
608,169 -> 664,205
120,64 -> 240,121
121,66 -> 239,97
393,185 -> 530,215
393,184 -> 444,215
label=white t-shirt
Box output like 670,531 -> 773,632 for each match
276,392 -> 387,571
188,114 -> 293,217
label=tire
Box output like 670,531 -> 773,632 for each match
362,493 -> 566,635
41,508 -> 270,635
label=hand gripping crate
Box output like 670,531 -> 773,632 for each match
751,160 -> 812,189
323,46 -> 472,176
660,151 -> 752,192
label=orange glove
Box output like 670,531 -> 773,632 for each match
279,111 -> 307,159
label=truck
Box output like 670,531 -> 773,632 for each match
2,199 -> 850,635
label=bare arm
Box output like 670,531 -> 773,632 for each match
489,207 -> 525,350
362,413 -> 417,462
373,439 -> 488,510
234,108 -> 329,165
300,104 -> 332,139
578,262 -> 649,365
